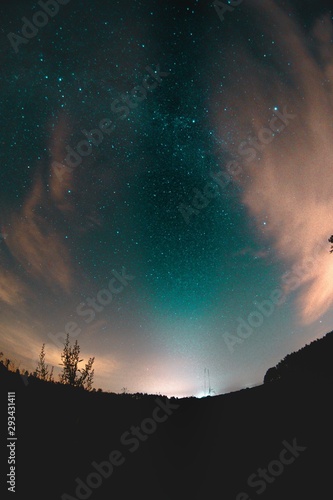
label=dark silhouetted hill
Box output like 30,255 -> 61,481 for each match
1,332 -> 333,500
264,330 -> 333,383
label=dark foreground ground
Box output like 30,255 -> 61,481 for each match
0,367 -> 332,500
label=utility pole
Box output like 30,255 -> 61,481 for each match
204,368 -> 215,396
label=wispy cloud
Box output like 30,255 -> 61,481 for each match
212,2 -> 333,323
1,115 -> 77,297
5,175 -> 74,294
0,268 -> 28,306
0,323 -> 44,364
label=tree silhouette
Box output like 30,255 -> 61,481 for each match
78,357 -> 95,391
263,366 -> 280,384
329,235 -> 333,253
4,357 -> 12,370
36,343 -> 49,381
59,334 -> 80,386
59,334 -> 95,390
49,366 -> 54,383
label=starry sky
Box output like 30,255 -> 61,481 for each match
1,0 -> 333,397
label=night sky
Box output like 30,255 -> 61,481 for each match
1,0 -> 333,397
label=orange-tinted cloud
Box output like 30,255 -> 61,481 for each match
0,113 -> 75,297
5,174 -> 73,294
213,3 -> 333,324
0,268 -> 28,306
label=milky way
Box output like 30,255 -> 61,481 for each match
1,0 -> 332,396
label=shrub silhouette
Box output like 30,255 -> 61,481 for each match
59,334 -> 95,390
35,343 -> 49,381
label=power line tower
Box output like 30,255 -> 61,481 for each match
204,368 -> 215,396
